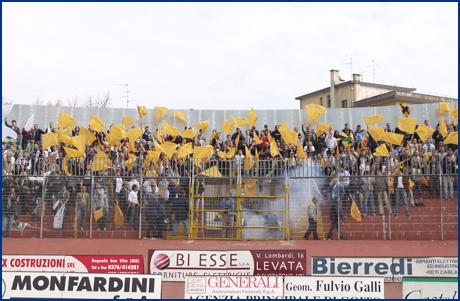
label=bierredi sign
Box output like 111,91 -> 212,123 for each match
2,272 -> 162,299
311,257 -> 458,282
148,250 -> 307,281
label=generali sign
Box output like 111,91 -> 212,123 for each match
148,250 -> 307,281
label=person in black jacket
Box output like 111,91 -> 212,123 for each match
171,189 -> 190,237
326,196 -> 346,240
3,189 -> 17,237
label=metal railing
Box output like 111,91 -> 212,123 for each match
2,155 -> 457,241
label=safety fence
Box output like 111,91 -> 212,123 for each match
2,158 -> 457,240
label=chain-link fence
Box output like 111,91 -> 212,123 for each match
2,156 -> 457,240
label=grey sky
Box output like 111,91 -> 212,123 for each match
2,2 -> 458,110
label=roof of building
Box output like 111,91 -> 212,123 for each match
295,80 -> 416,100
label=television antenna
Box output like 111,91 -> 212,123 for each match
118,83 -> 130,108
343,53 -> 358,78
367,59 -> 381,83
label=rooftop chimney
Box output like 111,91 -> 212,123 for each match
353,74 -> 361,82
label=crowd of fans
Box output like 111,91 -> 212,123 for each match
2,115 -> 458,239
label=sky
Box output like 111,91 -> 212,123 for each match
2,2 -> 458,110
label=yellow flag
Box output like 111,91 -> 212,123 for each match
278,122 -> 290,132
367,127 -> 385,141
253,133 -> 263,144
231,115 -> 249,127
351,201 -> 362,222
279,128 -> 298,145
297,139 -> 307,159
193,145 -> 213,159
109,124 -> 128,140
363,114 -> 384,126
62,156 -> 70,176
179,127 -> 196,139
269,139 -> 280,158
254,148 -> 259,160
79,126 -> 97,145
373,144 -> 389,157
113,203 -> 125,230
317,122 -> 331,137
123,154 -> 138,171
71,134 -> 87,153
444,132 -> 458,145
195,119 -> 209,132
156,126 -> 164,144
449,105 -> 458,124
234,133 -> 240,150
127,127 -> 143,152
42,133 -> 59,149
122,116 -> 133,126
439,118 -> 448,138
106,131 -> 119,147
247,108 -> 258,127
177,143 -> 193,159
154,106 -> 168,120
54,128 -> 72,136
415,124 -> 435,142
217,150 -> 228,159
201,165 -> 222,177
225,147 -> 236,159
153,139 -> 165,153
171,110 -> 186,122
439,102 -> 452,115
244,146 -> 253,171
399,103 -> 412,118
92,151 -> 112,172
94,207 -> 104,221
222,119 -> 235,135
209,130 -> 217,143
147,150 -> 162,160
88,114 -> 105,132
58,110 -> 77,129
63,147 -> 85,158
305,104 -> 327,123
137,105 -> 147,119
161,141 -> 178,159
243,179 -> 257,197
162,120 -> 179,137
397,118 -> 417,134
56,131 -> 72,145
127,127 -> 143,144
383,132 -> 404,145
267,130 -> 273,142
423,152 -> 432,165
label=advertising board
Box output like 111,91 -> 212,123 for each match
2,255 -> 143,274
284,276 -> 384,299
184,276 -> 284,299
311,257 -> 458,282
402,277 -> 458,299
2,272 -> 162,299
148,250 -> 306,281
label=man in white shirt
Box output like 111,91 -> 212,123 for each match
338,165 -> 350,215
423,139 -> 435,153
128,184 -> 139,231
128,176 -> 140,191
325,131 -> 337,153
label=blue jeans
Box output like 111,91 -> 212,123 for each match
172,219 -> 189,236
77,207 -> 87,229
2,214 -> 14,237
364,191 -> 375,215
395,189 -> 409,215
338,199 -> 344,222
129,207 -> 139,231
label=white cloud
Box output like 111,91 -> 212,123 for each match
2,2 -> 457,110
